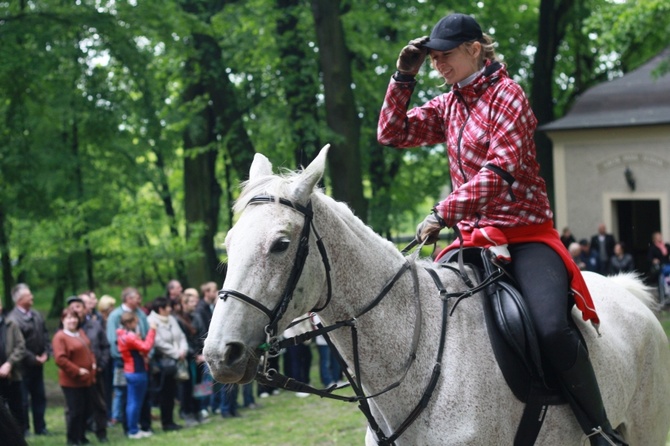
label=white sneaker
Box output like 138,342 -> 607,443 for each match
295,392 -> 310,398
128,432 -> 144,439
259,392 -> 270,398
199,409 -> 209,419
139,430 -> 153,438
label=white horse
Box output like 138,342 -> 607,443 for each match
204,146 -> 670,445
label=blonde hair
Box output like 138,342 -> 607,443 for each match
183,288 -> 200,304
98,295 -> 116,313
462,34 -> 498,69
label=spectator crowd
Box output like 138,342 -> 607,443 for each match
563,224 -> 670,303
0,280 -> 341,445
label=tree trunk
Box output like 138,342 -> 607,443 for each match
311,0 -> 367,220
368,144 -> 402,238
276,0 -> 321,168
0,204 -> 13,311
70,115 -> 96,291
180,0 -> 255,286
531,0 -> 574,209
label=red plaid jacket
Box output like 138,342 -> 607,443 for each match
378,62 -> 552,231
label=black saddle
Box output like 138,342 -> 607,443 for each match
437,247 -> 569,446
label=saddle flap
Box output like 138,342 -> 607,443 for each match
439,247 -> 562,403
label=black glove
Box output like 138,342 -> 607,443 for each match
396,36 -> 430,76
415,209 -> 446,245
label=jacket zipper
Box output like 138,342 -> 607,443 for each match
453,90 -> 470,182
453,91 -> 483,227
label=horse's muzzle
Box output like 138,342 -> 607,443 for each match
204,341 -> 258,384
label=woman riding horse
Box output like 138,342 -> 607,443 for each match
377,13 -> 626,446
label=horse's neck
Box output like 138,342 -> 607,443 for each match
312,194 -> 410,315
311,195 -> 430,387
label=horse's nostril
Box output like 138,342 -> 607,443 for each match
223,342 -> 244,365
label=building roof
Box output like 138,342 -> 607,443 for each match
541,47 -> 670,131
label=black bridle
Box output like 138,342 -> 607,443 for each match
218,195 -> 332,341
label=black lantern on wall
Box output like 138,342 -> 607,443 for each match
624,166 -> 636,191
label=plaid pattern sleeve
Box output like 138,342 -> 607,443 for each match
377,77 -> 449,148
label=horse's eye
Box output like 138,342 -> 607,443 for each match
270,238 -> 290,253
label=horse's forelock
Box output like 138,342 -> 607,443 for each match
234,170 -> 304,214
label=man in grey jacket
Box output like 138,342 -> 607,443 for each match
0,297 -> 26,436
7,283 -> 50,436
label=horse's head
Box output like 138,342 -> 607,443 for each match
204,145 -> 331,384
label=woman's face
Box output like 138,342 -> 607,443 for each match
63,314 -> 79,332
158,305 -> 172,316
430,42 -> 481,85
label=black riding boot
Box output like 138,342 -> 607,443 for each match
559,341 -> 628,446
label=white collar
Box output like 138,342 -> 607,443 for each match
457,67 -> 485,88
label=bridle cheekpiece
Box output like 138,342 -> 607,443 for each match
218,194 -> 332,344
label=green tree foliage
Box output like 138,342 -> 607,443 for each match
1,0 -> 667,311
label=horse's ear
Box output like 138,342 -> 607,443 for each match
291,144 -> 330,202
249,152 -> 274,181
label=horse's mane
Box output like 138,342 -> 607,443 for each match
234,169 -> 401,255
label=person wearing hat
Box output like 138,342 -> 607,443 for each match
377,13 -> 626,446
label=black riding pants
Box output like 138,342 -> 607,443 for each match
506,242 -> 583,372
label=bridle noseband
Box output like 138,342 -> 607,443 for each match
218,195 -> 332,341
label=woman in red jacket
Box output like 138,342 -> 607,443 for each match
117,311 -> 156,439
377,13 -> 625,446
52,308 -> 96,446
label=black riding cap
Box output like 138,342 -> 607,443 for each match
423,13 -> 483,52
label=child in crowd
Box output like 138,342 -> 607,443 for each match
117,312 -> 156,439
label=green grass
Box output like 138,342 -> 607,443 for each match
30,357 -> 366,446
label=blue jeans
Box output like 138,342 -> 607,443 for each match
125,372 -> 148,435
242,382 -> 254,407
111,359 -> 127,430
317,344 -> 342,386
284,343 -> 312,383
112,385 -> 126,427
219,384 -> 239,415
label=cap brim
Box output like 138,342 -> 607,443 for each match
423,39 -> 463,52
